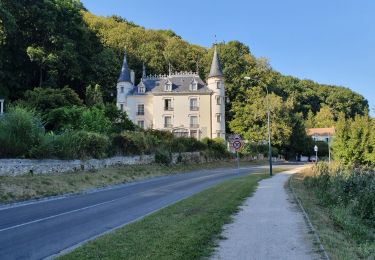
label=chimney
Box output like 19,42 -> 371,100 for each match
130,70 -> 135,85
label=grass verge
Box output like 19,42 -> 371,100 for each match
0,160 -> 265,203
58,171 -> 275,260
290,170 -> 375,260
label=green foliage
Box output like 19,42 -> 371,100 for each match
155,147 -> 172,165
171,137 -> 206,153
45,106 -> 84,132
304,163 -> 375,238
230,88 -> 294,146
64,131 -> 110,159
201,138 -> 229,159
0,1 -> 369,162
85,84 -> 103,107
104,103 -> 135,133
20,87 -> 83,115
0,106 -> 44,157
32,130 -> 110,159
332,113 -> 374,166
80,107 -> 111,134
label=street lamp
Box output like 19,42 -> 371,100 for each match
244,76 -> 272,176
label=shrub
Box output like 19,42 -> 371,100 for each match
104,103 -> 135,133
20,87 -> 82,114
201,137 -> 229,159
305,162 -> 375,222
110,131 -> 160,156
0,106 -> 44,157
31,130 -> 110,159
80,107 -> 111,134
45,106 -> 84,132
111,133 -> 141,156
63,131 -> 110,159
171,137 -> 207,153
155,147 -> 172,165
29,132 -> 59,158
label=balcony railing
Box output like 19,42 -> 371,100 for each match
164,124 -> 173,128
190,106 -> 199,111
164,106 -> 174,111
136,111 -> 145,116
190,124 -> 199,128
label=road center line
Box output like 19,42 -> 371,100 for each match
0,170 -> 236,233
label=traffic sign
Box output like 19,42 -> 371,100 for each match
314,145 -> 318,152
232,140 -> 242,151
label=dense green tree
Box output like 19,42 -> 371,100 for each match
305,110 -> 315,129
80,107 -> 111,134
314,106 -> 335,128
85,84 -> 104,107
20,87 -> 83,115
332,113 -> 373,165
230,87 -> 294,146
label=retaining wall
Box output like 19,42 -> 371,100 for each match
0,152 -> 202,176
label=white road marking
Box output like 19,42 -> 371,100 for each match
0,169 -> 239,233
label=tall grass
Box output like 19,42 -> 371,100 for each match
303,162 -> 375,256
0,106 -> 44,157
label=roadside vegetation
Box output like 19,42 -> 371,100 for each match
59,170 -> 291,260
0,101 -> 229,161
1,0 -> 369,162
290,163 -> 375,259
0,160 -> 264,203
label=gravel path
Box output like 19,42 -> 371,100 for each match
211,167 -> 323,260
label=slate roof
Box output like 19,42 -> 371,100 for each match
118,51 -> 131,83
208,45 -> 223,78
128,73 -> 212,95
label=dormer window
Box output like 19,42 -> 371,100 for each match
165,80 -> 172,92
138,81 -> 145,93
190,78 -> 198,91
120,86 -> 124,93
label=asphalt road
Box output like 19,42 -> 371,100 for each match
0,163 -> 301,260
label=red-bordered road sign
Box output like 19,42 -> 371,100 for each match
232,140 -> 242,151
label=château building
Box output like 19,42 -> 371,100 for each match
116,46 -> 226,139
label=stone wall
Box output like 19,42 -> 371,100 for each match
0,152 -> 203,176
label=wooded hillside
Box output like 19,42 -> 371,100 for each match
0,0 -> 369,159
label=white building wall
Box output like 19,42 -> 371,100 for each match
152,94 -> 211,139
207,76 -> 226,139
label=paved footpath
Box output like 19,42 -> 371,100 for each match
211,167 -> 324,260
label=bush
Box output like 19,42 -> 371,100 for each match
111,131 -> 160,156
171,137 -> 207,153
155,147 -> 172,165
31,130 -> 110,159
20,87 -> 82,114
305,162 -> 375,222
0,106 -> 44,157
201,137 -> 229,159
60,131 -> 110,159
45,106 -> 84,132
80,107 -> 111,134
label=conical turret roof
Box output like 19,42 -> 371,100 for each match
208,45 -> 223,78
118,51 -> 131,83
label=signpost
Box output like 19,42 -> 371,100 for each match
230,135 -> 243,173
314,145 -> 318,163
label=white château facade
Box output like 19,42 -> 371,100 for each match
116,46 -> 226,139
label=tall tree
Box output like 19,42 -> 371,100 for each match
314,106 -> 335,128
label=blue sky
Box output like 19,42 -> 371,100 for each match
81,0 -> 375,115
